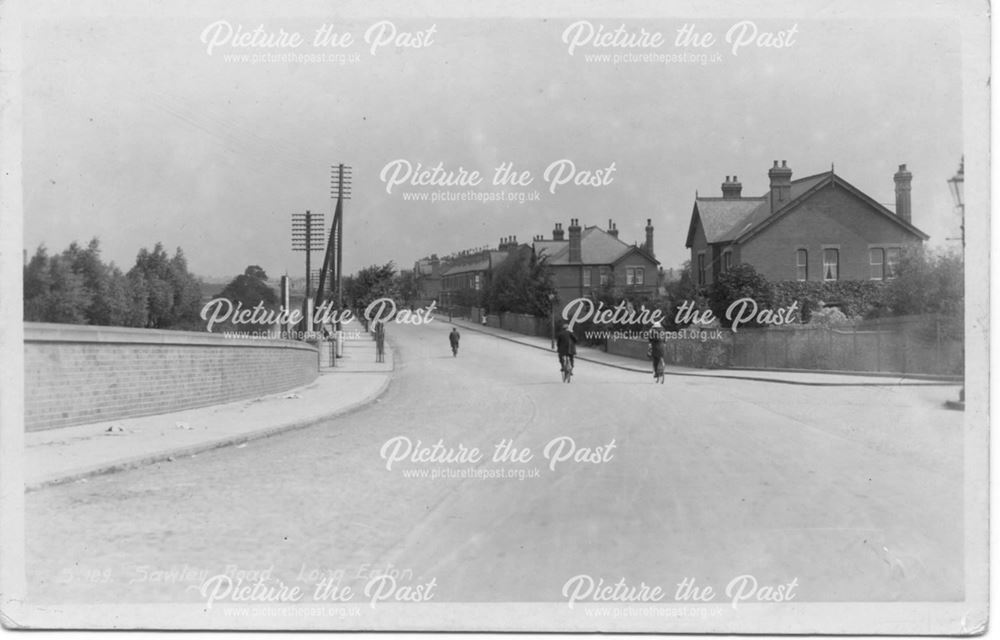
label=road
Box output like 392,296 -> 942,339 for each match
26,320 -> 964,607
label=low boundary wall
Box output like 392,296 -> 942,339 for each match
24,323 -> 319,431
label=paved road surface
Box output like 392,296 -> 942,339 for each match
26,321 -> 963,606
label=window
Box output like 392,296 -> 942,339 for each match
886,248 -> 901,279
474,274 -> 482,290
722,251 -> 732,273
697,253 -> 706,285
822,249 -> 839,281
599,267 -> 610,286
624,267 -> 645,286
869,248 -> 884,280
582,268 -> 591,288
796,249 -> 808,281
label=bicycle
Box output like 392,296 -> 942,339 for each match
560,354 -> 574,383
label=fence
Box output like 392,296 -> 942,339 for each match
728,315 -> 962,376
461,308 -> 963,377
598,315 -> 963,377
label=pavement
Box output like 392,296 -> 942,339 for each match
444,315 -> 962,387
24,331 -> 393,491
24,314 -> 960,491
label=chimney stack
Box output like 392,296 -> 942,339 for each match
768,160 -> 793,213
644,218 -> 654,258
553,223 -> 565,241
722,175 -> 743,200
608,219 -> 619,238
894,163 -> 912,223
568,218 -> 582,263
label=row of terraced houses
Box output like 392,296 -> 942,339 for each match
413,160 -> 928,309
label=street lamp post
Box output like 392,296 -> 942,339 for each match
947,157 -> 964,249
945,157 -> 965,411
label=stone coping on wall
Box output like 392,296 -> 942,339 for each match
23,322 -> 317,352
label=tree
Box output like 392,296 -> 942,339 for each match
61,238 -> 138,326
483,246 -> 554,316
23,246 -> 54,321
395,269 -> 418,307
708,263 -> 774,329
24,238 -> 200,329
210,265 -> 279,332
127,242 -> 203,328
884,247 -> 963,317
168,248 -> 204,329
661,260 -> 702,329
345,262 -> 399,311
23,248 -> 91,324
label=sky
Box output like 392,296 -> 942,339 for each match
21,7 -> 965,280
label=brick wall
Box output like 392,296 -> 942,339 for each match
551,264 -> 585,302
740,185 -> 921,282
24,323 -> 319,431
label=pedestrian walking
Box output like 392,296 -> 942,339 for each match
449,327 -> 461,356
648,321 -> 666,383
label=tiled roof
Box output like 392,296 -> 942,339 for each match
533,227 -> 655,266
693,172 -> 831,244
692,198 -> 765,244
440,251 -> 511,276
717,172 -> 829,242
688,170 -> 930,246
441,256 -> 490,276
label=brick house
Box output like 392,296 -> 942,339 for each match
685,161 -> 929,286
533,218 -> 660,303
412,254 -> 443,305
439,238 -> 519,308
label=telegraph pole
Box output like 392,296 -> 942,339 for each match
291,210 -> 325,332
317,164 -> 352,313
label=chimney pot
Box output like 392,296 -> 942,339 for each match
722,174 -> 743,199
894,163 -> 913,223
643,218 -> 655,258
768,160 -> 793,213
568,219 -> 582,262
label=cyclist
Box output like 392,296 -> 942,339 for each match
449,327 -> 461,356
555,322 -> 578,376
